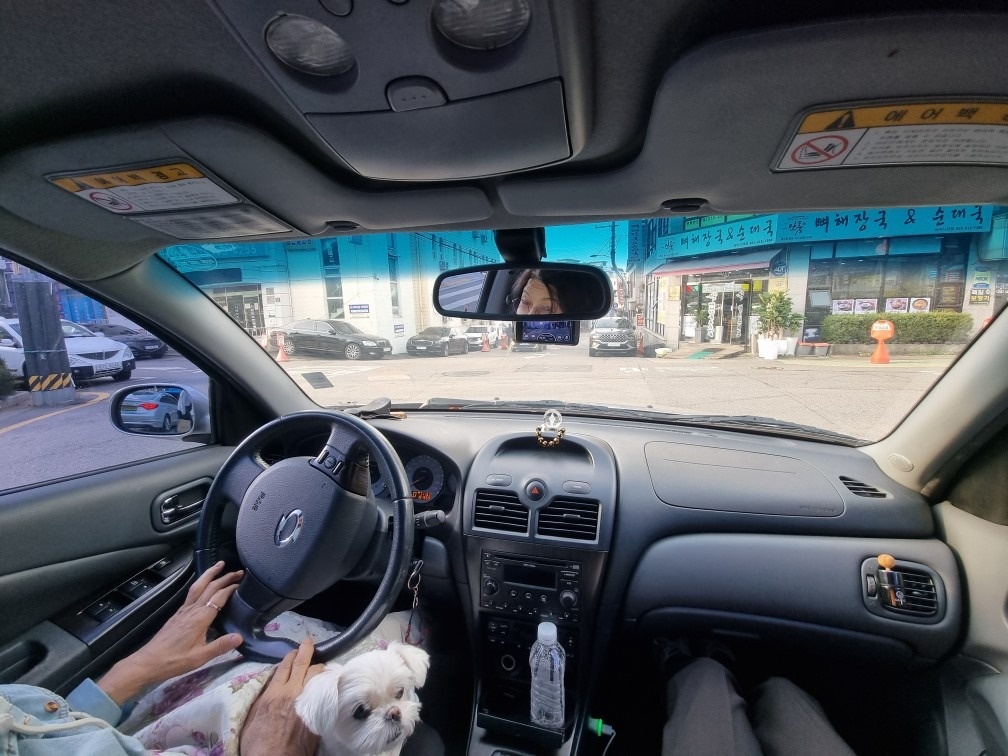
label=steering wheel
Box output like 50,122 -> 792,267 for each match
195,411 -> 414,662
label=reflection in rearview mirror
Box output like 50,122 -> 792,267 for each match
434,264 -> 612,321
116,387 -> 192,435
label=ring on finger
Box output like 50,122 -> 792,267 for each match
206,600 -> 222,612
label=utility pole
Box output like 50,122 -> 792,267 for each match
12,274 -> 75,406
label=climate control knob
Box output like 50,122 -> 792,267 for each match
483,578 -> 500,596
559,590 -> 578,609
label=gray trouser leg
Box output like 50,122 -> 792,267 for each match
750,677 -> 857,756
662,658 -> 762,756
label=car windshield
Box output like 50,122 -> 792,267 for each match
62,322 -> 94,337
161,206 -> 1004,444
329,320 -> 362,334
594,318 -> 631,329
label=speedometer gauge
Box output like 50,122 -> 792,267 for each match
406,454 -> 444,503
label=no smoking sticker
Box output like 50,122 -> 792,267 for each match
787,133 -> 857,166
775,100 -> 1008,171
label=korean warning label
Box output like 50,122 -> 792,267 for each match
49,162 -> 239,214
776,101 -> 1008,171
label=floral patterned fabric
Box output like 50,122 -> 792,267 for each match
118,610 -> 428,756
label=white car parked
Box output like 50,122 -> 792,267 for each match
0,318 -> 135,384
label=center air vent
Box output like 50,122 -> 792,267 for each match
536,498 -> 600,541
473,489 -> 528,534
839,476 -> 887,498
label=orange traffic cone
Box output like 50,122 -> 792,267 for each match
500,332 -> 508,350
482,333 -> 490,352
636,333 -> 644,357
276,333 -> 289,362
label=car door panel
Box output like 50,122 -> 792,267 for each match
0,445 -> 233,691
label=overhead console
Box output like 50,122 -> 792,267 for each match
459,431 -> 615,754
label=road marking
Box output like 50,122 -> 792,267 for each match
0,391 -> 109,436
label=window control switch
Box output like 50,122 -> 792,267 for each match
121,575 -> 158,599
86,597 -> 125,623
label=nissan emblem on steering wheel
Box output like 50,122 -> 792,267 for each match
275,509 -> 304,546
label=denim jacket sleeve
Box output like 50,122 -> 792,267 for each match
0,683 -> 147,756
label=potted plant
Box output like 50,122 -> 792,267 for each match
753,290 -> 803,359
689,302 -> 711,343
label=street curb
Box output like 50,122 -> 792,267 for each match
0,390 -> 31,409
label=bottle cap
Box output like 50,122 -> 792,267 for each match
537,621 -> 558,644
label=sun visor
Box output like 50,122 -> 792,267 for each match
0,118 -> 493,247
499,14 -> 1008,217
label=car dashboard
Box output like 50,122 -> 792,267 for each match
358,409 -> 961,755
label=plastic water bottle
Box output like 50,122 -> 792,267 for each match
529,621 -> 565,729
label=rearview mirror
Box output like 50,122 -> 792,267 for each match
433,263 -> 612,321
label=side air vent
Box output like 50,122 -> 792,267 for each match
473,489 -> 529,534
839,476 -> 887,498
536,498 -> 600,541
881,568 -> 939,616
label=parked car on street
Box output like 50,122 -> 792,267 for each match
407,326 -> 469,356
463,325 -> 499,350
0,318 -> 135,383
270,319 -> 391,360
82,322 -> 167,358
588,316 -> 636,356
118,389 -> 180,432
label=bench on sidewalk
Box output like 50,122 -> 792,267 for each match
797,341 -> 832,356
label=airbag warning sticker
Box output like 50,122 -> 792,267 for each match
776,101 -> 1008,171
48,161 -> 291,239
50,162 -> 239,214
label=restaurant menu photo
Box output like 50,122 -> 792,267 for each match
832,299 -> 855,314
885,297 -> 909,313
855,299 -> 878,313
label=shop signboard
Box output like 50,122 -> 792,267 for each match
657,204 -> 992,262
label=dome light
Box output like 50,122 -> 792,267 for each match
432,0 -> 531,51
265,14 -> 355,76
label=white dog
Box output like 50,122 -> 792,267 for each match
295,641 -> 431,756
121,612 -> 432,756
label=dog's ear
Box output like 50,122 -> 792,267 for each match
294,664 -> 344,735
388,642 -> 430,688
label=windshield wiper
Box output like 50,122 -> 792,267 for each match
417,399 -> 864,445
423,398 -> 661,419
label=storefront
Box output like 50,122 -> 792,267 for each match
636,205 -> 1001,351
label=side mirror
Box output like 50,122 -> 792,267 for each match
0,338 -> 13,347
433,263 -> 612,321
109,384 -> 210,442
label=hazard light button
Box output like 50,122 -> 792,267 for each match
525,479 -> 547,501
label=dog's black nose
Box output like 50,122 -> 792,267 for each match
387,706 -> 402,722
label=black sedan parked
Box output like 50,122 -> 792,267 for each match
271,319 -> 391,360
83,322 -> 167,359
406,326 -> 469,356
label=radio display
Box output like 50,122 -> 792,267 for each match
502,562 -> 557,590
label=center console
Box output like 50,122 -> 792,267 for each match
459,432 -> 616,755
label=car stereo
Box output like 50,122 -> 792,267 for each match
480,551 -> 582,623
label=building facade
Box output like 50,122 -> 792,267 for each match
629,205 -> 1008,351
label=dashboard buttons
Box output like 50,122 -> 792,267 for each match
562,480 -> 592,495
486,474 -> 512,487
525,479 -> 547,501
